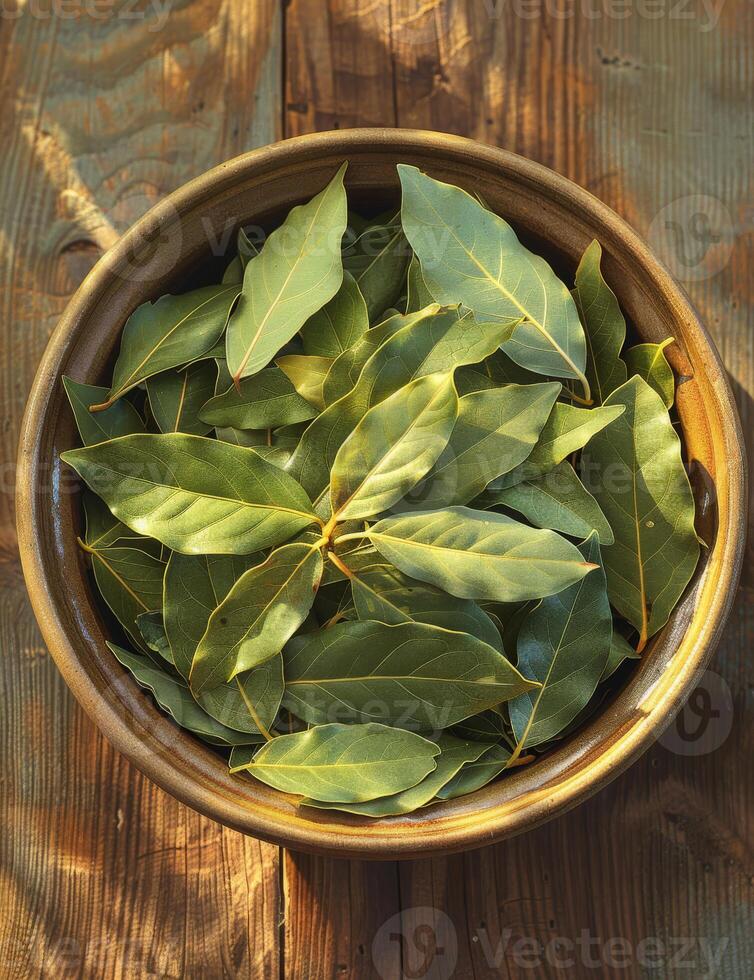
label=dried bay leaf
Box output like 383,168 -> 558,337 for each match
190,542 -> 324,693
91,285 -> 240,410
365,507 -> 597,602
508,532 -> 611,752
226,164 -> 348,383
198,366 -> 317,429
63,377 -> 145,446
399,165 -> 590,397
300,270 -> 369,357
282,620 -> 537,730
581,375 -> 699,649
275,355 -> 334,412
624,338 -> 675,409
62,433 -> 319,555
572,239 -> 627,403
146,360 -> 217,436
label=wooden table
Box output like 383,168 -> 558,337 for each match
2,2 -> 752,977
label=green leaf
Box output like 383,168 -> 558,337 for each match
572,239 -> 627,403
343,219 -> 411,320
624,338 -> 675,409
366,507 -> 597,602
433,743 -> 511,801
63,377 -> 145,446
136,610 -> 174,666
398,165 -> 589,397
275,355 -> 334,412
508,533 -> 611,750
300,270 -> 369,357
283,620 -> 537,730
456,349 -> 547,393
164,552 -> 262,680
198,367 -> 317,429
226,164 -> 348,382
288,306 -> 516,499
321,306 -> 435,406
190,542 -> 324,693
82,542 -> 165,652
405,254 -> 435,313
62,433 -> 319,555
107,643 -> 263,746
451,709 -> 507,743
83,490 -> 156,553
601,632 -> 641,682
407,382 -> 560,509
490,403 -> 625,489
91,285 -> 239,409
330,373 -> 459,521
198,659 -> 284,734
345,560 -> 504,652
302,735 -> 490,816
247,722 -> 440,803
481,459 -> 614,545
581,375 -> 699,649
146,360 -> 217,436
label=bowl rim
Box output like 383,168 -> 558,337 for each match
16,128 -> 747,859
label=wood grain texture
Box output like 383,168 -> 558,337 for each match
0,2 -> 284,977
2,0 -> 752,977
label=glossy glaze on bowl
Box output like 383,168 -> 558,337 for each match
16,130 -> 746,859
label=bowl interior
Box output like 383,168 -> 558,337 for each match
22,132 -> 742,858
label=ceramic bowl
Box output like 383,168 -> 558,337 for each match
16,130 -> 747,859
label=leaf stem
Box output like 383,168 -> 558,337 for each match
235,677 -> 274,742
327,551 -> 354,580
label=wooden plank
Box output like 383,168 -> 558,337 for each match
281,2 -> 753,978
0,2 -> 284,977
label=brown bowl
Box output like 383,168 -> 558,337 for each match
16,129 -> 747,859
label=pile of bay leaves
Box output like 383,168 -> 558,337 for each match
61,163 -> 700,816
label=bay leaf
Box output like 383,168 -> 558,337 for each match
146,360 -> 217,436
82,542 -> 165,653
302,734 -> 489,816
433,742 -> 511,801
226,164 -> 348,383
580,375 -> 699,649
190,542 -> 324,693
601,632 -> 641,682
198,366 -> 317,429
163,552 -> 262,680
455,349 -> 546,394
405,254 -> 435,313
198,658 -> 284,734
63,377 -> 144,446
107,643 -> 263,746
407,382 -> 560,509
136,610 -> 175,666
508,532 -> 611,751
91,285 -> 239,409
451,709 -> 507,743
345,559 -> 504,652
481,459 -> 614,545
398,165 -> 590,397
321,306 -> 437,406
288,306 -> 515,499
300,270 -> 369,357
365,506 -> 597,602
62,433 -> 319,555
330,372 -> 459,521
276,355 -> 334,412
343,218 -> 411,320
624,338 -> 675,409
282,620 -> 537,730
83,490 -> 156,553
490,402 -> 625,489
247,723 -> 440,803
572,239 -> 627,403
